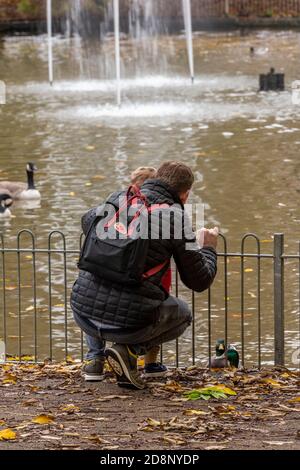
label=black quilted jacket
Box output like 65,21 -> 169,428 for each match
70,179 -> 217,329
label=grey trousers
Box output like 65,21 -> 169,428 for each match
73,295 -> 192,355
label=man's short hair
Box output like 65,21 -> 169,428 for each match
156,161 -> 194,194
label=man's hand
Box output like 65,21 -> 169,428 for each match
197,227 -> 219,250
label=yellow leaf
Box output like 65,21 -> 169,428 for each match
137,357 -> 145,367
288,397 -> 300,403
0,420 -> 6,426
91,175 -> 106,180
244,268 -> 253,273
0,429 -> 16,441
146,418 -> 161,427
20,355 -> 34,362
66,355 -> 75,363
32,414 -> 54,425
211,384 -> 237,396
25,255 -> 33,260
2,373 -> 17,385
54,303 -> 64,308
61,404 -> 80,413
85,182 -> 92,187
184,409 -> 209,416
69,192 -> 76,197
25,306 -> 34,312
263,378 -> 282,388
163,381 -> 184,393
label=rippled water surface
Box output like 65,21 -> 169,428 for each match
0,30 -> 299,366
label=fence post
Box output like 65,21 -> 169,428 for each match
274,233 -> 285,366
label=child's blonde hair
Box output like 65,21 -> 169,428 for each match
130,166 -> 157,187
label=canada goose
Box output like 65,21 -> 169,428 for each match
0,193 -> 13,219
0,162 -> 41,200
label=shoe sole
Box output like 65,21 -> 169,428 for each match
83,373 -> 105,382
106,348 -> 145,390
143,371 -> 168,378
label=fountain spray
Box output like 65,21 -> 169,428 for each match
47,0 -> 53,86
114,0 -> 121,107
182,0 -> 194,84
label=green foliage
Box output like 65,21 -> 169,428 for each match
17,0 -> 39,16
263,9 -> 273,18
51,0 -> 108,20
184,385 -> 237,401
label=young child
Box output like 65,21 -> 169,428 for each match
130,167 -> 170,377
83,166 -> 170,381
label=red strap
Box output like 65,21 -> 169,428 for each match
127,203 -> 170,236
104,185 -> 141,230
103,186 -> 170,280
142,260 -> 169,280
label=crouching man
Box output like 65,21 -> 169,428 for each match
71,161 -> 218,390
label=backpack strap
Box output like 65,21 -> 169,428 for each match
142,260 -> 169,280
104,186 -> 143,230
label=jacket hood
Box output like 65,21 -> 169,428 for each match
141,178 -> 184,208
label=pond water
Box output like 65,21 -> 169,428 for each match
0,30 -> 299,367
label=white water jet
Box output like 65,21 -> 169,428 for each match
46,0 -> 53,85
113,0 -> 121,107
182,0 -> 194,83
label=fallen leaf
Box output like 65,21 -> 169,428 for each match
84,435 -> 110,444
40,435 -> 62,441
183,409 -> 209,416
0,429 -> 16,441
2,373 -> 17,385
288,397 -> 300,403
263,441 -> 293,446
163,381 -> 185,393
184,385 -> 236,401
146,418 -> 161,427
61,404 -> 80,414
164,435 -> 186,445
263,378 -> 282,388
32,414 -> 54,425
205,445 -> 227,450
91,175 -> 106,180
97,395 -> 132,402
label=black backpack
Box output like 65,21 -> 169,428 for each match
78,186 -> 169,286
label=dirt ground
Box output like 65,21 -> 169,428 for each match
0,362 -> 299,451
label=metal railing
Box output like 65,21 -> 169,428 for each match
0,230 -> 299,369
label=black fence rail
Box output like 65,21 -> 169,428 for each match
0,230 -> 299,369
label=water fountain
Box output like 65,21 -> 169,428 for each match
182,0 -> 194,84
46,0 -> 53,85
46,0 -> 195,101
113,0 -> 121,107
